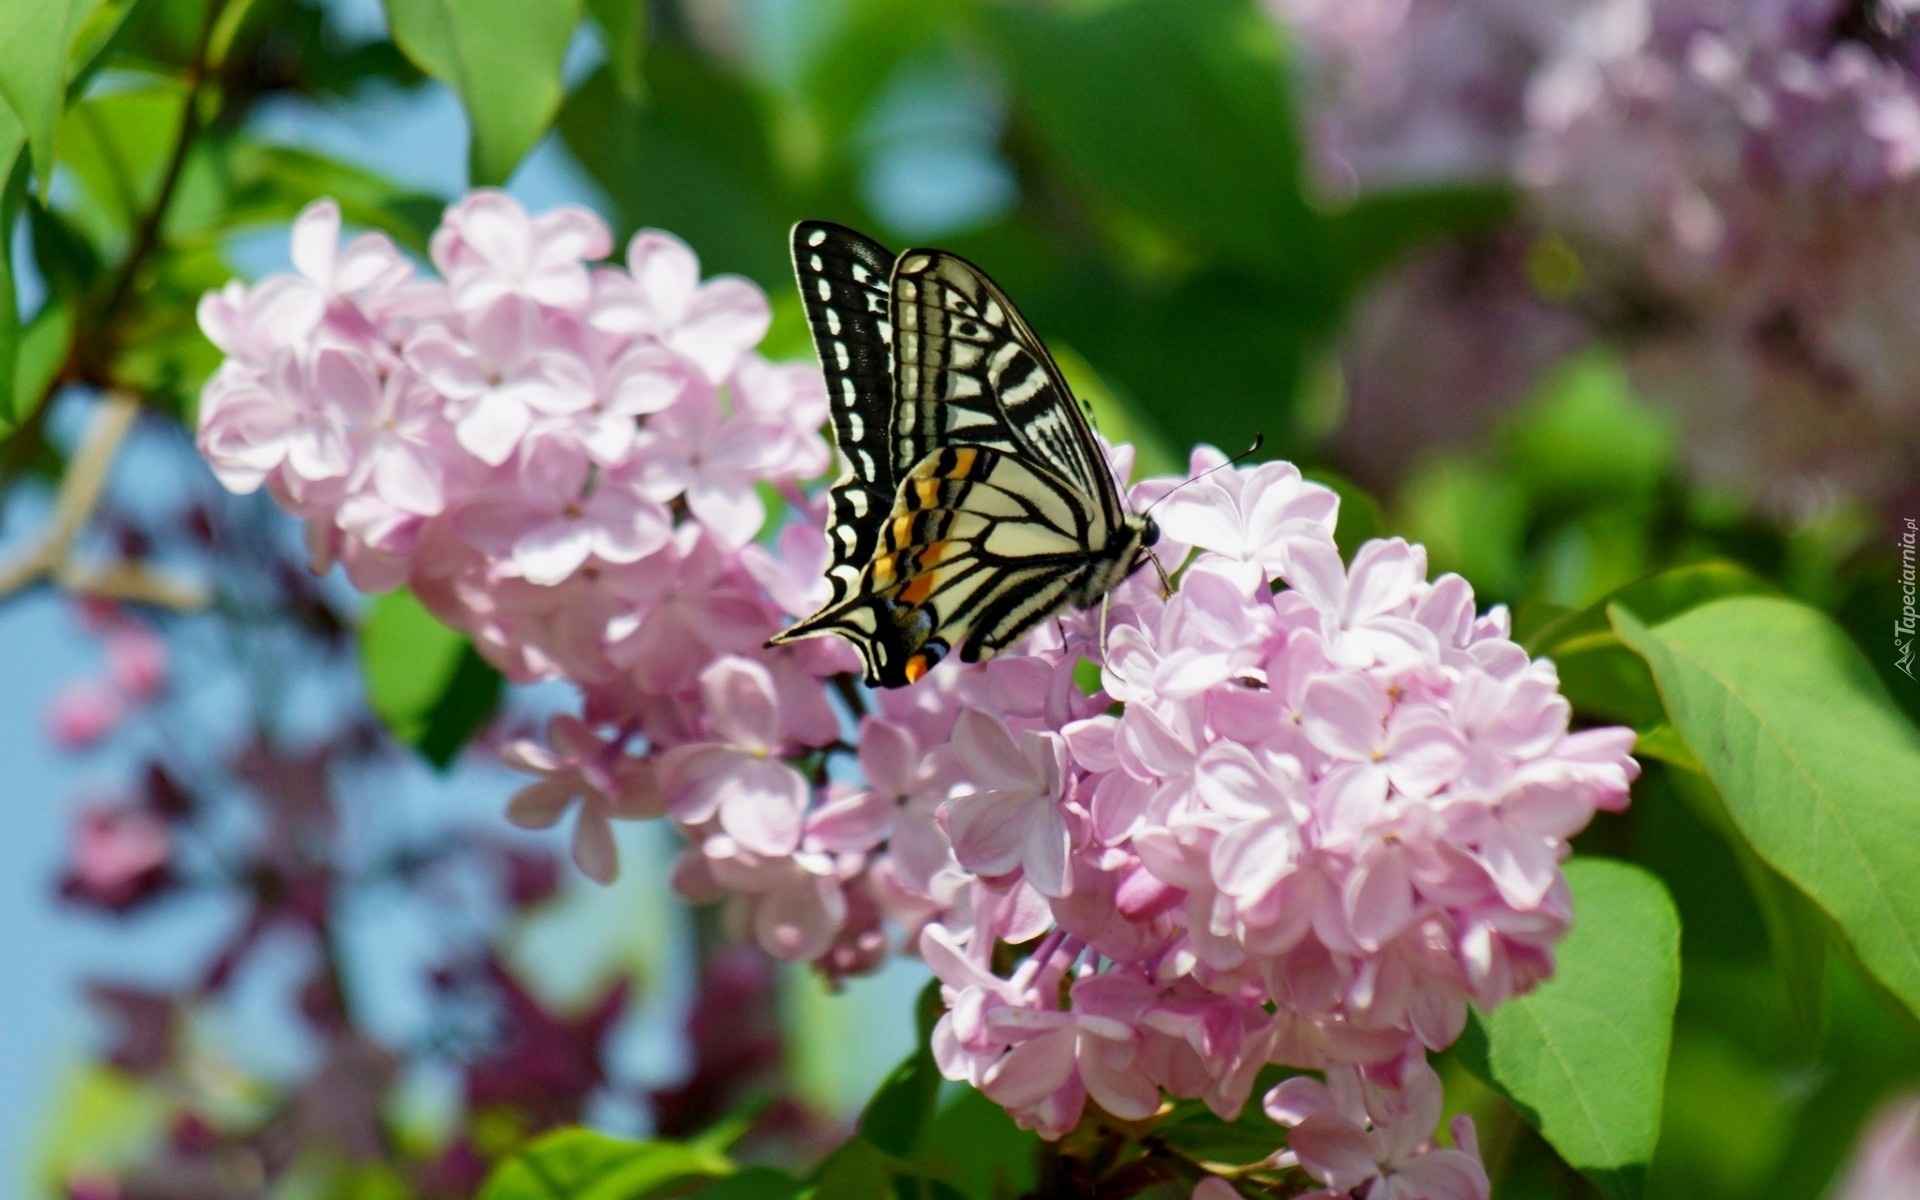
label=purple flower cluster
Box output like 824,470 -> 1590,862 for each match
195,198 -> 1636,1192
1276,0 -> 1920,505
1521,0 -> 1920,504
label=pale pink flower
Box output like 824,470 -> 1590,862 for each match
49,680 -> 125,750
631,382 -> 785,549
286,198 -> 414,314
455,437 -> 672,586
504,715 -> 661,884
944,709 -> 1073,898
431,190 -> 611,312
104,623 -> 167,701
1154,447 -> 1340,581
591,230 -> 771,383
405,299 -> 594,467
657,657 -> 812,856
62,803 -> 173,910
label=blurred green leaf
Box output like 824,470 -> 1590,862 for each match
585,0 -> 643,101
989,0 -> 1306,266
66,0 -> 152,102
808,1136 -> 895,1200
12,298 -> 74,428
1320,183 -> 1514,295
1528,562 -> 1772,726
384,0 -> 582,186
1458,859 -> 1680,1200
0,0 -> 78,194
1613,596 -> 1920,1023
797,0 -> 951,157
1503,350 -> 1672,513
1053,269 -> 1313,461
218,139 -> 444,253
857,981 -> 943,1157
478,1129 -> 732,1200
0,117 -> 26,432
559,48 -> 788,286
692,1168 -> 805,1200
359,587 -> 503,771
916,1086 -> 1037,1198
1396,457 -> 1527,602
55,77 -> 188,245
1663,763 -> 1831,1043
1309,470 -> 1383,562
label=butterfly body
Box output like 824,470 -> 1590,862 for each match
769,223 -> 1156,688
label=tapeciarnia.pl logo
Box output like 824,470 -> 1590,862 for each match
1899,517 -> 1917,679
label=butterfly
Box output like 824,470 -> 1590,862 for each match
767,221 -> 1160,688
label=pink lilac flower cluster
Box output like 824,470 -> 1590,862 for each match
1277,0 -> 1920,506
1268,0 -> 1579,196
196,197 -> 1637,1196
1520,0 -> 1920,506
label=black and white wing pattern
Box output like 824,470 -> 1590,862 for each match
788,221 -> 898,608
888,250 -> 1125,539
770,227 -> 1158,688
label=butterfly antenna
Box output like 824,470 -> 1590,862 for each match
1139,433 -> 1266,520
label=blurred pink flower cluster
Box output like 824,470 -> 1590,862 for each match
1522,0 -> 1920,505
196,198 -> 1635,1191
1270,0 -> 1577,195
1278,0 -> 1920,506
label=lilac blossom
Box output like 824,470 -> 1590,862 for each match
195,197 -> 1639,1186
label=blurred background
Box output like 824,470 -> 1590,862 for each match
3,0 -> 1919,1197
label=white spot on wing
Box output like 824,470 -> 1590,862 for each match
807,228 -> 828,247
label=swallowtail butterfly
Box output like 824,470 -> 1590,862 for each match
768,221 -> 1159,688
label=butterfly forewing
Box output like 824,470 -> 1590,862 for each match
890,252 -> 1124,537
790,222 -> 898,607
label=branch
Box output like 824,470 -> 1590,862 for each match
0,392 -> 210,609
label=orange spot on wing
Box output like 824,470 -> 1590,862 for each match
904,654 -> 932,683
917,541 -> 953,571
870,556 -> 896,587
946,448 -> 977,478
914,479 -> 941,509
898,567 -> 941,606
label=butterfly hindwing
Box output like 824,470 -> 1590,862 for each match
785,446 -> 1104,686
790,221 -> 898,607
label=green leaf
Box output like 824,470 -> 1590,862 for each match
65,0 -> 151,104
1395,457 -> 1527,603
0,116 -> 27,431
988,0 -> 1307,267
1457,859 -> 1680,1200
1503,349 -> 1672,513
219,139 -> 445,253
797,0 -> 951,156
0,0 -> 77,193
478,1130 -> 731,1200
1319,182 -> 1514,294
807,1136 -> 895,1200
1612,596 -> 1920,1022
559,49 -> 788,287
584,0 -> 643,101
55,77 -> 189,245
692,1168 -> 804,1200
359,587 -> 504,770
1525,562 -> 1773,726
1660,762 -> 1831,1043
384,0 -> 582,186
12,297 -> 74,427
856,981 -> 943,1158
916,1087 -> 1037,1199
